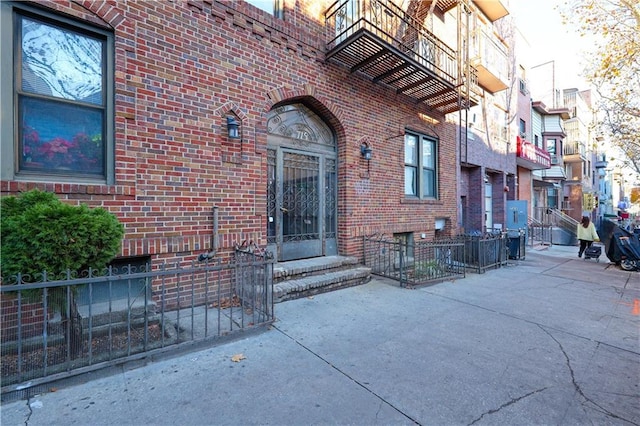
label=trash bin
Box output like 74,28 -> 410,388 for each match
507,230 -> 524,260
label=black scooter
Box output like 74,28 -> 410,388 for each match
602,220 -> 640,271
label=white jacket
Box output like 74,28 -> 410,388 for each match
576,222 -> 599,242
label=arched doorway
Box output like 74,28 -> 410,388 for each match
266,104 -> 338,261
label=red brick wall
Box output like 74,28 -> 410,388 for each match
517,167 -> 533,216
567,183 -> 584,222
0,295 -> 51,342
1,0 -> 459,267
464,167 -> 484,232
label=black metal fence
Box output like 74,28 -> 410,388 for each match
528,224 -> 553,246
363,232 -> 513,286
363,236 -> 466,287
0,250 -> 274,398
448,233 -> 509,273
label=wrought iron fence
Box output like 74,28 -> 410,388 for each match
0,250 -> 274,398
363,236 -> 466,287
529,224 -> 554,246
453,233 -> 509,273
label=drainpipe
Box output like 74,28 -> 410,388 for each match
197,206 -> 219,261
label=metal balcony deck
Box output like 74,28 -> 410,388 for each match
325,0 -> 479,115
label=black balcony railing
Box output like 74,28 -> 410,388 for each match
325,0 -> 478,114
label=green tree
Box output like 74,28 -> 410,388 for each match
1,189 -> 124,358
560,0 -> 640,175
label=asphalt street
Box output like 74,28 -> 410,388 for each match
1,244 -> 639,426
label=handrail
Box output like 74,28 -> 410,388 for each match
547,208 -> 579,236
528,216 -> 543,226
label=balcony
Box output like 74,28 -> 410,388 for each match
595,154 -> 608,169
423,0 -> 509,23
516,136 -> 551,170
472,30 -> 508,94
563,142 -> 587,162
325,0 -> 480,115
474,1 -> 509,21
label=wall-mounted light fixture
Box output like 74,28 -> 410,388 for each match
226,116 -> 241,139
360,141 -> 372,161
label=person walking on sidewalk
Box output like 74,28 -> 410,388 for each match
577,216 -> 599,258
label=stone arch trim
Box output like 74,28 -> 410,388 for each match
213,101 -> 247,121
213,101 -> 248,139
73,0 -> 126,28
356,136 -> 374,152
264,85 -> 346,139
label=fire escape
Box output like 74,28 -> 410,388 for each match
324,0 -> 509,160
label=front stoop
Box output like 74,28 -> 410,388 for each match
273,255 -> 371,303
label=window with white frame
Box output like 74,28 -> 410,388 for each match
1,3 -> 114,183
245,0 -> 285,19
404,132 -> 437,199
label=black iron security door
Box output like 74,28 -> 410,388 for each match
266,104 -> 337,261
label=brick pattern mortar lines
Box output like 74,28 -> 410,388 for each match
2,0 -> 462,264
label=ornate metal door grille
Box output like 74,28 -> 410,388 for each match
266,104 -> 337,261
282,152 -> 320,243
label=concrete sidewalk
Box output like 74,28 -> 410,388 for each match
2,245 -> 639,426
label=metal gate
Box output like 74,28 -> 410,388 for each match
265,103 -> 337,261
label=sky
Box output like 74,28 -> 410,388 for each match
509,0 -> 593,94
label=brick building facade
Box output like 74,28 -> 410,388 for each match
1,0 -> 474,270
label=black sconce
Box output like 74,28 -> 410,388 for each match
360,142 -> 372,161
226,116 -> 241,139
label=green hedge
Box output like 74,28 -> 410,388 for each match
1,189 -> 124,280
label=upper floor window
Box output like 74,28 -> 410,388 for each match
519,79 -> 528,94
1,3 -> 114,183
546,139 -> 556,155
245,0 -> 285,19
519,119 -> 526,137
547,138 -> 557,164
405,132 -> 437,199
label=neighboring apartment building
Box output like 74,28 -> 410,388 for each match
528,101 -> 570,220
0,0 -> 511,276
452,1 -> 511,233
594,149 -> 612,218
513,69 -> 558,223
562,88 -> 597,222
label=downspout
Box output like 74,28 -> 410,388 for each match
198,206 -> 219,261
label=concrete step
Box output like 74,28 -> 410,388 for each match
273,256 -> 370,303
273,255 -> 360,281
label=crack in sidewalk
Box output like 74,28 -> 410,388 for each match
272,324 -> 421,425
23,396 -> 34,425
538,325 -> 638,425
468,387 -> 548,425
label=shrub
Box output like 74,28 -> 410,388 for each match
1,189 -> 124,358
1,189 -> 124,279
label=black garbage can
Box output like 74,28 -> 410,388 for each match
507,230 -> 524,260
